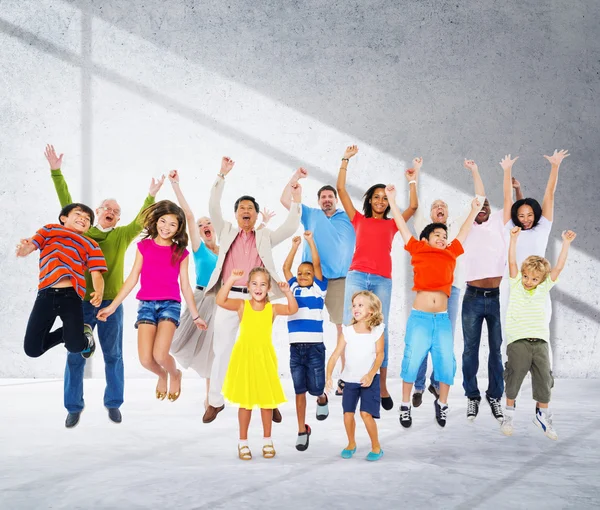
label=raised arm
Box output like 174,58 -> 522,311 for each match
550,230 -> 576,282
179,256 -> 208,329
280,167 -> 308,210
508,226 -> 520,278
402,157 -> 421,221
303,230 -> 322,281
325,333 -> 347,393
257,207 -> 276,231
464,159 -> 485,196
500,154 -> 519,224
97,248 -> 143,320
272,281 -> 299,317
283,236 -> 301,281
269,183 -> 301,247
512,177 -> 524,202
216,269 -> 245,312
541,149 -> 570,222
336,145 -> 359,221
209,157 -> 235,234
455,197 -> 482,245
15,238 -> 37,258
121,177 -> 161,243
384,185 -> 413,244
169,170 -> 200,252
45,144 -> 73,207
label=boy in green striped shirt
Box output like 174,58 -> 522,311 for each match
501,226 -> 576,440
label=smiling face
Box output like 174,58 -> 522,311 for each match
197,216 -> 215,243
426,227 -> 448,250
248,271 -> 270,301
96,199 -> 121,229
370,187 -> 389,216
352,294 -> 373,322
521,269 -> 545,291
430,200 -> 449,224
61,207 -> 92,234
318,189 -> 337,216
235,200 -> 259,231
475,198 -> 491,224
156,214 -> 180,241
517,204 -> 535,230
297,262 -> 315,287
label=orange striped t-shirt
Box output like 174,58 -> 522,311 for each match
31,224 -> 107,299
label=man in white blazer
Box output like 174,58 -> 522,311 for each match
203,156 -> 302,423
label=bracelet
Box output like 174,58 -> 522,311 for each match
192,316 -> 200,321
341,158 -> 349,162
408,180 -> 417,185
217,172 -> 225,179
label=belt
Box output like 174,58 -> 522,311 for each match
466,285 -> 500,297
196,285 -> 205,291
230,286 -> 250,294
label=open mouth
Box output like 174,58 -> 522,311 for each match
105,215 -> 114,222
203,227 -> 212,238
242,215 -> 251,221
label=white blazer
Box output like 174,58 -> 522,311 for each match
205,176 -> 301,299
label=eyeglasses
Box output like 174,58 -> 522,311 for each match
100,206 -> 121,216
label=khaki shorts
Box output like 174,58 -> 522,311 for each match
504,338 -> 554,403
325,277 -> 346,325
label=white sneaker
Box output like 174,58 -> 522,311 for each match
501,409 -> 514,436
533,408 -> 558,440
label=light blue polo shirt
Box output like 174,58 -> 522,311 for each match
300,204 -> 356,279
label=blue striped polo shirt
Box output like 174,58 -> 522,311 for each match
287,276 -> 328,343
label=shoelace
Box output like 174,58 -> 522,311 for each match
467,399 -> 478,415
399,407 -> 411,420
437,404 -> 448,419
489,398 -> 503,417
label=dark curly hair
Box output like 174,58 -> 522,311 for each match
363,183 -> 390,219
141,200 -> 188,264
511,198 -> 542,230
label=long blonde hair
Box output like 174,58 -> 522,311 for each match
350,290 -> 384,329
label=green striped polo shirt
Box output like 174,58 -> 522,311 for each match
506,272 -> 557,344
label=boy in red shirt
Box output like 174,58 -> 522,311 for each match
17,203 -> 107,358
386,185 -> 481,428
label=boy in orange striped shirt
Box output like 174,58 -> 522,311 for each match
17,203 -> 107,358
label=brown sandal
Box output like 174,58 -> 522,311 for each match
238,445 -> 252,461
262,443 -> 276,459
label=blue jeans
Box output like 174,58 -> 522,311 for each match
414,285 -> 461,391
64,300 -> 124,413
290,343 -> 326,396
461,286 -> 504,399
342,270 -> 392,368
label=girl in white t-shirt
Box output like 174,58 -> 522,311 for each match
326,291 -> 385,461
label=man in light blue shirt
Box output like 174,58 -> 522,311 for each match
281,168 -> 356,392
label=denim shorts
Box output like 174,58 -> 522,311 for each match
342,374 -> 380,419
135,300 -> 181,329
289,343 -> 326,396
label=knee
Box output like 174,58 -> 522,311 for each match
153,351 -> 170,367
139,354 -> 156,370
360,411 -> 373,421
24,345 -> 42,358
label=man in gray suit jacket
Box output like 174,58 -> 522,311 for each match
203,156 -> 302,423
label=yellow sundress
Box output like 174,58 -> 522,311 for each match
222,301 -> 287,409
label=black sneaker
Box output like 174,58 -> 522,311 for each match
412,391 -> 423,408
399,405 -> 412,428
486,395 -> 504,423
467,397 -> 480,421
65,411 -> 81,428
434,399 -> 449,428
81,324 -> 96,359
428,384 -> 440,399
107,407 -> 122,424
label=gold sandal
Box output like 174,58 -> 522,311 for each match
238,445 -> 252,461
262,443 -> 276,459
168,370 -> 182,402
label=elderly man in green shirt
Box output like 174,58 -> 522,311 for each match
45,145 -> 162,428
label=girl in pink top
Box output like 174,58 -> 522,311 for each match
98,200 -> 207,402
336,145 -> 418,410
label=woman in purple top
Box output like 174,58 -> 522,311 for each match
98,200 -> 207,402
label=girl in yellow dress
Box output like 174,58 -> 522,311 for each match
217,267 -> 298,461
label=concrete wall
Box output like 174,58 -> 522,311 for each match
1,0 -> 598,378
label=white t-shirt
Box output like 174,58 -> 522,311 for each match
341,323 -> 385,384
507,216 -> 553,266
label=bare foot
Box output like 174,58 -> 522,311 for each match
169,369 -> 182,396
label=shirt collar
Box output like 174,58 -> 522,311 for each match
95,224 -> 114,233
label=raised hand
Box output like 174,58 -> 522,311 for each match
562,230 -> 576,243
510,226 -> 521,238
471,197 -> 482,212
512,176 -> 521,189
149,175 -> 166,197
96,306 -> 115,322
44,144 -> 63,170
230,268 -> 244,280
303,230 -> 314,242
343,145 -> 359,159
293,167 -> 309,182
412,156 -> 423,171
291,182 -> 302,203
543,149 -> 570,167
221,156 -> 235,175
193,317 -> 208,330
168,170 -> 179,184
278,281 -> 291,293
385,184 -> 397,201
291,235 -> 301,248
464,159 -> 479,173
89,291 -> 103,307
260,207 -> 276,225
15,238 -> 35,257
405,167 -> 417,182
500,154 -> 519,171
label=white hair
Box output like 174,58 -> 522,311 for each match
98,197 -> 119,208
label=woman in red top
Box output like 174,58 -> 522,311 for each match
336,145 -> 418,410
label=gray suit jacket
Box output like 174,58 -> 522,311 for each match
205,176 -> 301,299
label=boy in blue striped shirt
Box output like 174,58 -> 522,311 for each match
283,231 -> 329,451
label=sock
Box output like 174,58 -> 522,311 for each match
437,399 -> 448,408
263,437 -> 273,445
401,401 -> 411,408
539,407 -> 550,415
239,439 -> 249,447
505,405 -> 515,412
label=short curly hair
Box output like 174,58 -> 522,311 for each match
521,255 -> 551,282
